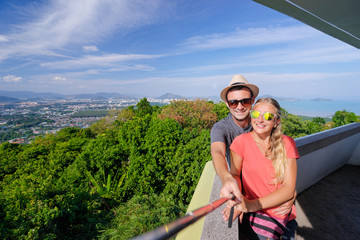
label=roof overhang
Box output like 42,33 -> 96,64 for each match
253,0 -> 360,49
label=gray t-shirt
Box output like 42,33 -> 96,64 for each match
210,113 -> 252,167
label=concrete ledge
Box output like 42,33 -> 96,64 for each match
201,174 -> 239,240
175,161 -> 216,240
296,123 -> 360,193
296,122 -> 360,156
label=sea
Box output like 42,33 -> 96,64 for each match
277,99 -> 360,118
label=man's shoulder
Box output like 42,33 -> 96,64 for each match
210,114 -> 234,139
212,114 -> 233,128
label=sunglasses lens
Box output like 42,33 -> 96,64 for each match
264,112 -> 275,121
228,98 -> 252,108
250,110 -> 260,119
228,100 -> 238,108
251,111 -> 276,121
242,98 -> 252,107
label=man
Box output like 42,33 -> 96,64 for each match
211,74 -> 257,199
211,74 -> 297,239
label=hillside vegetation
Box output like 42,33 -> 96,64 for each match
0,98 -> 358,239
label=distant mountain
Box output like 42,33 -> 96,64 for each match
158,93 -> 184,99
0,91 -> 133,100
0,95 -> 21,103
311,98 -> 332,102
95,92 -> 132,99
70,92 -> 132,99
71,94 -> 107,100
0,91 -> 64,99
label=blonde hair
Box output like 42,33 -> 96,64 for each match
253,98 -> 286,185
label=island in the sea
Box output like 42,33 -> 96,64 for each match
310,98 -> 333,102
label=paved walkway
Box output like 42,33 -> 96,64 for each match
196,164 -> 360,240
295,164 -> 360,240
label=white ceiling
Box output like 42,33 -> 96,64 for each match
254,0 -> 360,49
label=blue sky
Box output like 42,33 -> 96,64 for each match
0,0 -> 359,100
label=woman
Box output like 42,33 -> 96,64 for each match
222,97 -> 299,240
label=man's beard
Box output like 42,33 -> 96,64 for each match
233,111 -> 249,122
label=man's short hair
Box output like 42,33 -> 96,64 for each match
226,86 -> 253,101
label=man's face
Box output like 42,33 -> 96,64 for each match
226,88 -> 253,123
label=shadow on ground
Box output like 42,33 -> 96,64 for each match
295,165 -> 360,240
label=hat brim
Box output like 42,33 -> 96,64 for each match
220,83 -> 259,101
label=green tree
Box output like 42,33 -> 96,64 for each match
100,194 -> 183,240
117,114 -> 152,156
0,142 -> 24,180
332,110 -> 359,127
312,117 -> 326,125
90,109 -> 119,134
120,117 -> 184,200
281,109 -> 309,138
211,101 -> 229,120
115,106 -> 135,123
75,134 -> 128,203
164,129 -> 211,206
304,117 -> 326,134
136,98 -> 153,117
0,127 -> 107,240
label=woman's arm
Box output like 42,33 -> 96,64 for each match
273,190 -> 297,216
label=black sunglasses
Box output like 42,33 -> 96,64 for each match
227,98 -> 252,108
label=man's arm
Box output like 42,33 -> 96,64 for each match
211,142 -> 241,199
211,141 -> 231,182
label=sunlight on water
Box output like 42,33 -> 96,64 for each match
277,99 -> 360,117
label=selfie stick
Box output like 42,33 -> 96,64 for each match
130,195 -> 234,240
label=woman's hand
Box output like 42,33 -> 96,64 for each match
222,205 -> 243,222
235,195 -> 262,213
222,195 -> 262,223
273,190 -> 296,216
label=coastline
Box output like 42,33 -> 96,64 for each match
277,99 -> 360,118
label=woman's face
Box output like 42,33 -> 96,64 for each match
251,102 -> 279,136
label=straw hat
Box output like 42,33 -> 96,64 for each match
220,74 -> 259,101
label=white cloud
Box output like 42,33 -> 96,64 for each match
242,44 -> 360,66
108,64 -> 156,72
0,0 -> 168,62
240,72 -> 360,99
53,76 -> 67,82
40,53 -> 163,69
181,25 -> 320,51
83,45 -> 99,52
174,40 -> 360,74
2,74 -> 23,82
0,35 -> 8,42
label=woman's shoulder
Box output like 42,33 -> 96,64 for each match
282,135 -> 296,144
282,135 -> 299,158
